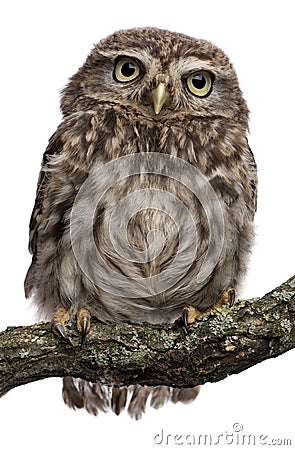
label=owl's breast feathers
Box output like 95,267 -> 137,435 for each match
25,109 -> 256,322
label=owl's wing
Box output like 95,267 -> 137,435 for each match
27,131 -> 63,256
247,142 -> 258,219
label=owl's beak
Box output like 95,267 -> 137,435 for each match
151,83 -> 169,115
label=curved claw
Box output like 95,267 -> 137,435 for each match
77,308 -> 91,347
216,287 -> 236,309
80,318 -> 89,346
53,322 -> 74,347
229,288 -> 236,308
181,305 -> 202,330
182,306 -> 189,330
51,307 -> 74,347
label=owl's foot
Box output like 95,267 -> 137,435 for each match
182,305 -> 202,329
51,307 -> 73,346
51,307 -> 91,347
216,287 -> 236,308
181,288 -> 236,329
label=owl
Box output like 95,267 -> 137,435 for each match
25,27 -> 257,419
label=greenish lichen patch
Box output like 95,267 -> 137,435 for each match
272,290 -> 294,302
147,328 -> 180,351
280,319 -> 292,334
208,314 -> 238,336
84,347 -> 112,367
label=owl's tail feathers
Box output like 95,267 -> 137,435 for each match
62,378 -> 200,419
62,377 -> 111,415
62,377 -> 84,410
111,387 -> 128,415
171,386 -> 201,404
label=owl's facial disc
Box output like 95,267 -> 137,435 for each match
151,83 -> 170,114
112,55 -> 216,118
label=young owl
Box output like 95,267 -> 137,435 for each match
25,27 -> 257,419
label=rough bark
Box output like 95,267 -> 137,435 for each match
1,275 -> 295,397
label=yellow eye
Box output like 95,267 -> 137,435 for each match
114,57 -> 141,82
187,71 -> 212,97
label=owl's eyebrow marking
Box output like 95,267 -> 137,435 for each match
170,57 -> 215,73
114,49 -> 155,64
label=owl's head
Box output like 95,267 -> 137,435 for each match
61,27 -> 248,127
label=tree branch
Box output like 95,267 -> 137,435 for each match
1,275 -> 295,397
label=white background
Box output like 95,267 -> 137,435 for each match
1,1 -> 294,449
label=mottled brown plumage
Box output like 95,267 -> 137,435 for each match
25,27 -> 257,419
